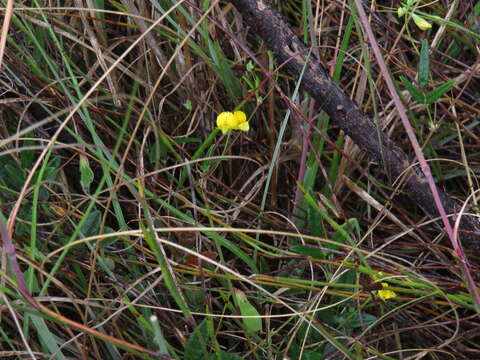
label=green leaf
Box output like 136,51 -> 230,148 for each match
246,59 -> 255,72
185,319 -> 209,360
3,163 -> 26,191
207,38 -> 241,100
99,226 -> 120,248
150,315 -> 169,355
23,269 -> 39,293
315,309 -> 337,327
140,222 -> 192,320
288,339 -> 327,359
301,350 -> 328,360
291,244 -> 327,259
330,218 -> 360,251
332,270 -> 356,304
183,99 -> 192,111
307,205 -> 324,238
31,315 -> 67,360
336,311 -> 377,329
418,39 -> 430,88
32,166 -> 56,201
400,75 -> 426,103
104,257 -> 115,271
20,138 -> 36,169
79,154 -> 94,190
79,210 -> 101,238
209,353 -> 244,360
425,79 -> 455,104
233,289 -> 262,333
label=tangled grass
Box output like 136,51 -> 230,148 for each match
0,1 -> 479,359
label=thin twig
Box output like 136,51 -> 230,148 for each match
0,0 -> 13,69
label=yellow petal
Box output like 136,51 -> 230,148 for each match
233,110 -> 247,126
237,121 -> 249,132
217,112 -> 232,128
378,283 -> 397,301
226,114 -> 237,128
411,13 -> 431,31
217,112 -> 235,133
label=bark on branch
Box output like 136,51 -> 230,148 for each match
230,0 -> 480,250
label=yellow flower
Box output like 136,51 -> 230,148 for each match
411,13 -> 431,31
377,282 -> 397,301
397,7 -> 407,17
216,111 -> 249,134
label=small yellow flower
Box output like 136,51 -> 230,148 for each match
377,282 -> 397,301
397,7 -> 407,17
411,13 -> 431,31
216,110 -> 249,134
